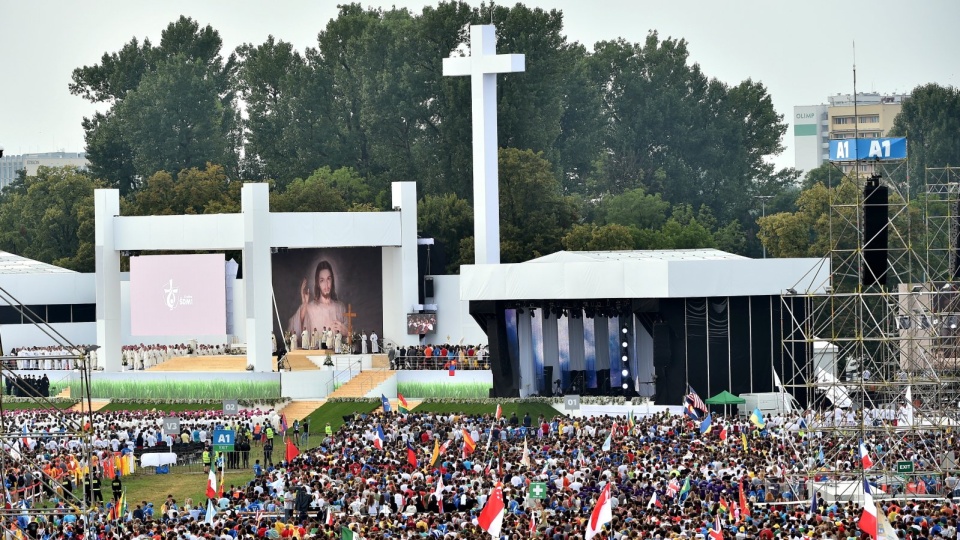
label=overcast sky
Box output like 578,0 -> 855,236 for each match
1,0 -> 957,171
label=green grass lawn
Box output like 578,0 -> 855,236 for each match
412,401 -> 561,421
300,401 -> 380,447
0,400 -> 77,411
116,470 -> 253,510
99,402 -> 220,413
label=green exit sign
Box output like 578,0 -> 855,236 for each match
896,461 -> 914,474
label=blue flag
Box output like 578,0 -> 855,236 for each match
817,446 -> 824,465
699,413 -> 712,434
809,490 -> 818,515
381,394 -> 392,413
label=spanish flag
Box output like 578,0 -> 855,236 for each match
462,429 -> 476,456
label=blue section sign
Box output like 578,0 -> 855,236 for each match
212,429 -> 235,451
829,137 -> 907,161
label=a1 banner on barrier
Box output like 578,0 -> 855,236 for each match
829,137 -> 907,161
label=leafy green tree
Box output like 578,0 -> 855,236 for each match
71,16 -> 240,191
498,148 -> 577,262
889,83 -> 960,193
418,193 -> 474,274
598,187 -> 669,230
125,164 -> 241,216
270,168 -> 349,213
561,223 -> 636,251
0,167 -> 100,271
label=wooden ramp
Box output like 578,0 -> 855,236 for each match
69,399 -> 111,412
279,400 -> 326,421
328,370 -> 395,399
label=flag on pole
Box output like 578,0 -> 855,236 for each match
647,492 -> 661,509
429,439 -> 441,468
325,508 -> 334,526
739,482 -> 750,517
374,425 -> 385,450
529,510 -> 536,533
859,441 -> 874,470
601,433 -> 612,452
205,468 -> 218,499
205,499 -> 217,525
809,490 -> 818,516
749,408 -> 766,428
477,485 -> 506,538
719,425 -> 728,441
741,433 -> 748,451
666,479 -> 680,498
877,502 -> 900,540
495,403 -> 503,421
859,480 -> 878,539
684,385 -> 708,420
406,442 -> 418,468
381,394 -> 392,413
699,413 -> 713,435
340,526 -> 355,540
397,393 -> 410,415
279,413 -> 288,434
628,410 -> 636,430
285,437 -> 300,462
679,477 -> 691,502
708,514 -> 723,540
521,439 -> 531,467
585,484 -> 613,540
462,429 -> 477,455
434,475 -> 445,513
818,445 -> 825,465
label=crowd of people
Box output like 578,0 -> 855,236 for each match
7,343 -> 235,372
389,344 -> 489,370
2,402 -> 960,540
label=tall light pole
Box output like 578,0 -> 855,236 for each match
754,195 -> 773,258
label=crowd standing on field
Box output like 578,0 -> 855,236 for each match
2,404 -> 960,540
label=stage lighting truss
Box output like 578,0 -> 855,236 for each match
779,162 -> 960,498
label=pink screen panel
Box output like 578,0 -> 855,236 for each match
130,254 -> 226,336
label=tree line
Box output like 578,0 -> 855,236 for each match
1,4 -> 957,273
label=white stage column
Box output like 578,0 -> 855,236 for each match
95,189 -> 122,372
382,182 -> 419,346
443,25 -> 524,265
241,184 -> 273,372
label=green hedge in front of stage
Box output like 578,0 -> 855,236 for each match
76,379 -> 281,401
396,381 -> 492,399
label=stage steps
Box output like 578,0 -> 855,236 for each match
371,354 -> 390,369
56,387 -> 71,398
328,370 -> 395,399
69,399 -> 111,412
278,400 -> 326,421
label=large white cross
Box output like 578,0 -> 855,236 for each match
443,25 -> 525,265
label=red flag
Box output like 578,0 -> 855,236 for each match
462,429 -> 476,455
102,454 -> 116,479
585,484 -> 612,539
285,438 -> 300,462
739,482 -> 750,517
719,426 -> 728,441
477,486 -> 505,537
407,443 -> 418,468
205,469 -> 218,499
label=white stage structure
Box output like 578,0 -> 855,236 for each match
95,182 -> 420,372
460,250 -> 829,399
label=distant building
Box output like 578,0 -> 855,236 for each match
794,92 -> 908,176
0,151 -> 89,190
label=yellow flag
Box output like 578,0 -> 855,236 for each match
429,439 -> 440,468
741,433 -> 748,452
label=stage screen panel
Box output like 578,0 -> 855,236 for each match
407,313 -> 437,335
272,248 -> 383,346
130,254 -> 227,336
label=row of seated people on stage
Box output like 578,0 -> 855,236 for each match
389,343 -> 489,370
9,342 -> 232,371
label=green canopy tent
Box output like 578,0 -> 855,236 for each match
705,390 -> 746,416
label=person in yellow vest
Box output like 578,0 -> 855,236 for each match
265,425 -> 275,445
202,445 -> 212,473
324,422 -> 333,437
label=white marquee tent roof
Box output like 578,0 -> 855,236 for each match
0,250 -> 76,275
460,250 -> 828,301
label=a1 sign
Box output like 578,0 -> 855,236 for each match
564,395 -> 580,411
223,400 -> 239,416
162,417 -> 180,437
528,482 -> 548,499
213,429 -> 236,453
896,461 -> 914,474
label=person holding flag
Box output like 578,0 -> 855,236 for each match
477,485 -> 505,538
373,425 -> 386,451
585,483 -> 613,540
380,394 -> 392,413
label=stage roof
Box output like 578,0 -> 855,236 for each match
460,250 -> 829,301
0,251 -> 76,275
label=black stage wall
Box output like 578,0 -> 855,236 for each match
471,295 -> 808,405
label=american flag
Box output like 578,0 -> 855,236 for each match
685,385 -> 707,413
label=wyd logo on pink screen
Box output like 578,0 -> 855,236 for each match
163,279 -> 194,310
